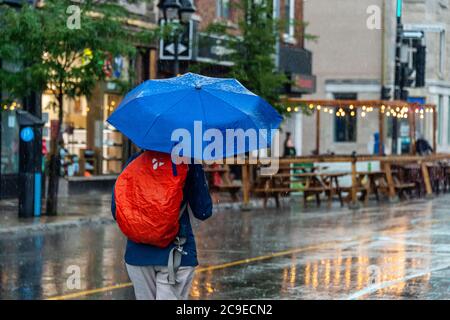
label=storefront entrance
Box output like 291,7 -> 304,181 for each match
41,85 -> 125,179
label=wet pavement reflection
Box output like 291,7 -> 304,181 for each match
1,195 -> 450,300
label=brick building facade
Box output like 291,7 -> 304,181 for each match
187,0 -> 314,93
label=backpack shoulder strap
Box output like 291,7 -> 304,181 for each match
167,203 -> 189,285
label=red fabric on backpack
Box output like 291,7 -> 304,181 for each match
114,151 -> 188,247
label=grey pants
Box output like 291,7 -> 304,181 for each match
126,264 -> 195,300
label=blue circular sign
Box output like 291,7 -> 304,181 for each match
20,127 -> 34,142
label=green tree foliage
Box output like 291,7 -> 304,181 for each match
197,0 -> 317,115
0,0 -> 159,214
202,0 -> 288,114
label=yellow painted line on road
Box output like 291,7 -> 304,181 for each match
195,242 -> 334,273
46,282 -> 133,301
46,241 -> 342,300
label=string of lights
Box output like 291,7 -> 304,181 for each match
283,100 -> 436,121
1,101 -> 22,112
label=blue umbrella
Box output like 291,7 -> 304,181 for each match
107,73 -> 282,160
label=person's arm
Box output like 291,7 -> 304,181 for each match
111,151 -> 142,220
184,164 -> 213,221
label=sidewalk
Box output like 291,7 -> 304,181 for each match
0,194 -> 114,237
0,193 -> 269,237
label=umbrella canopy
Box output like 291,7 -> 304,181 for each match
107,73 -> 282,160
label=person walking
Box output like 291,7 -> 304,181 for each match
416,134 -> 433,156
283,132 -> 297,157
112,151 -> 213,300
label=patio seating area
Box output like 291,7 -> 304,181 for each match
243,153 -> 450,209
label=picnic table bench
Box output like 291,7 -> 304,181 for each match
255,167 -> 418,208
243,155 -> 450,209
253,166 -> 347,208
204,165 -> 241,202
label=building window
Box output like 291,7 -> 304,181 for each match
439,31 -> 446,75
334,93 -> 357,142
283,0 -> 295,42
438,95 -> 444,144
217,0 -> 230,20
1,111 -> 19,175
447,96 -> 450,145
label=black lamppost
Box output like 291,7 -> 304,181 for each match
392,0 -> 403,155
158,0 -> 196,76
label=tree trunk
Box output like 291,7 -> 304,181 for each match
46,93 -> 63,215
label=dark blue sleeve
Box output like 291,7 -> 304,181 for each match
111,152 -> 142,220
184,164 -> 213,221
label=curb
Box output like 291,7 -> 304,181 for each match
0,199 -> 272,237
0,215 -> 115,238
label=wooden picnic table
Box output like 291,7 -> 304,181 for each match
273,172 -> 344,178
354,171 -> 385,204
204,164 -> 241,202
244,154 -> 450,208
256,163 -> 429,208
276,165 -> 327,172
204,167 -> 229,173
254,169 -> 348,208
390,162 -> 445,197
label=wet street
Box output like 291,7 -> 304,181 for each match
1,195 -> 450,300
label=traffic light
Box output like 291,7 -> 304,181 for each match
401,64 -> 415,88
401,30 -> 426,88
381,86 -> 392,100
415,45 -> 426,87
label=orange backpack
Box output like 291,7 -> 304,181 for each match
114,150 -> 188,247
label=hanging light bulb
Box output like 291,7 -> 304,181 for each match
324,107 -> 328,112
317,105 -> 322,110
309,104 -> 314,109
294,107 -> 299,112
287,106 -> 292,112
350,111 -> 356,117
329,109 -> 333,114
349,104 -> 354,110
361,111 -> 366,118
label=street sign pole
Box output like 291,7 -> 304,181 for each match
392,0 -> 403,155
174,31 -> 180,76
